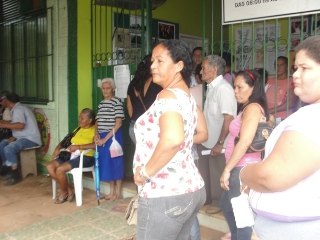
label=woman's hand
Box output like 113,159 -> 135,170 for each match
134,166 -> 145,186
94,133 -> 100,143
220,169 -> 231,191
68,145 -> 79,152
96,137 -> 107,146
95,132 -> 106,146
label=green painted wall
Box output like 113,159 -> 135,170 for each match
153,0 -> 204,36
68,0 -> 78,130
77,0 -> 93,111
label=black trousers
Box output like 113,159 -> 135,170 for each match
197,144 -> 226,205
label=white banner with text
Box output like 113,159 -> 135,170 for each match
222,0 -> 320,25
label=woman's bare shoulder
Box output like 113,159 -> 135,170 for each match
157,89 -> 176,99
244,103 -> 263,113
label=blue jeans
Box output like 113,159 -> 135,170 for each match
137,187 -> 206,240
0,139 -> 39,167
219,167 -> 252,240
190,216 -> 201,240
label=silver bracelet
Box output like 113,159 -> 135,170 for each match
140,166 -> 151,182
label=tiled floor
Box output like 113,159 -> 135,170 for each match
0,175 -> 226,240
1,201 -> 136,240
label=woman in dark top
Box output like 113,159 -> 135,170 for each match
127,54 -> 162,143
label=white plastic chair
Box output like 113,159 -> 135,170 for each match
52,149 -> 95,206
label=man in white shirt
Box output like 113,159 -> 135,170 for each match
198,55 -> 237,211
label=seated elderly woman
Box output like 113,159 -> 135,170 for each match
47,108 -> 96,204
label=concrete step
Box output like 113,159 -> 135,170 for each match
82,176 -> 229,234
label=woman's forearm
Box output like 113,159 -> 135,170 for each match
240,162 -> 275,192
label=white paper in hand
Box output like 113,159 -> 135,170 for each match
201,148 -> 225,155
231,192 -> 254,228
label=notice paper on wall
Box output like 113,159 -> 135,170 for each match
114,64 -> 130,99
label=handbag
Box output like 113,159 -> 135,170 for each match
59,127 -> 80,149
109,129 -> 123,158
58,149 -> 71,162
125,194 -> 138,225
125,185 -> 144,225
235,122 -> 273,153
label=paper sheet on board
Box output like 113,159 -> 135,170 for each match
114,64 -> 130,99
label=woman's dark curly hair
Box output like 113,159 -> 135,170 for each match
156,40 -> 193,87
131,54 -> 152,96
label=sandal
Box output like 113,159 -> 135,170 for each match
54,194 -> 68,204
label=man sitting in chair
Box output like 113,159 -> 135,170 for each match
46,108 -> 96,204
0,92 -> 42,185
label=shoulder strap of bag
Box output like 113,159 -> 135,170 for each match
72,127 -> 81,137
242,103 -> 267,122
134,87 -> 147,112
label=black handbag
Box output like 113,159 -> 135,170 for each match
58,150 -> 72,162
59,127 -> 80,149
235,122 -> 273,153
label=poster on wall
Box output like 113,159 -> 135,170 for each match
290,17 -> 310,50
112,15 -> 143,65
158,21 -> 175,40
234,23 -> 286,75
180,33 -> 209,56
114,28 -> 131,49
112,12 -> 179,65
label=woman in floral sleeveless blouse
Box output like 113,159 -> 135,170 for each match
133,40 -> 206,240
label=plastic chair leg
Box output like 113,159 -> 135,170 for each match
72,170 -> 83,207
52,179 -> 56,199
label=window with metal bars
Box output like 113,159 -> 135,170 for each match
0,0 -> 53,104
